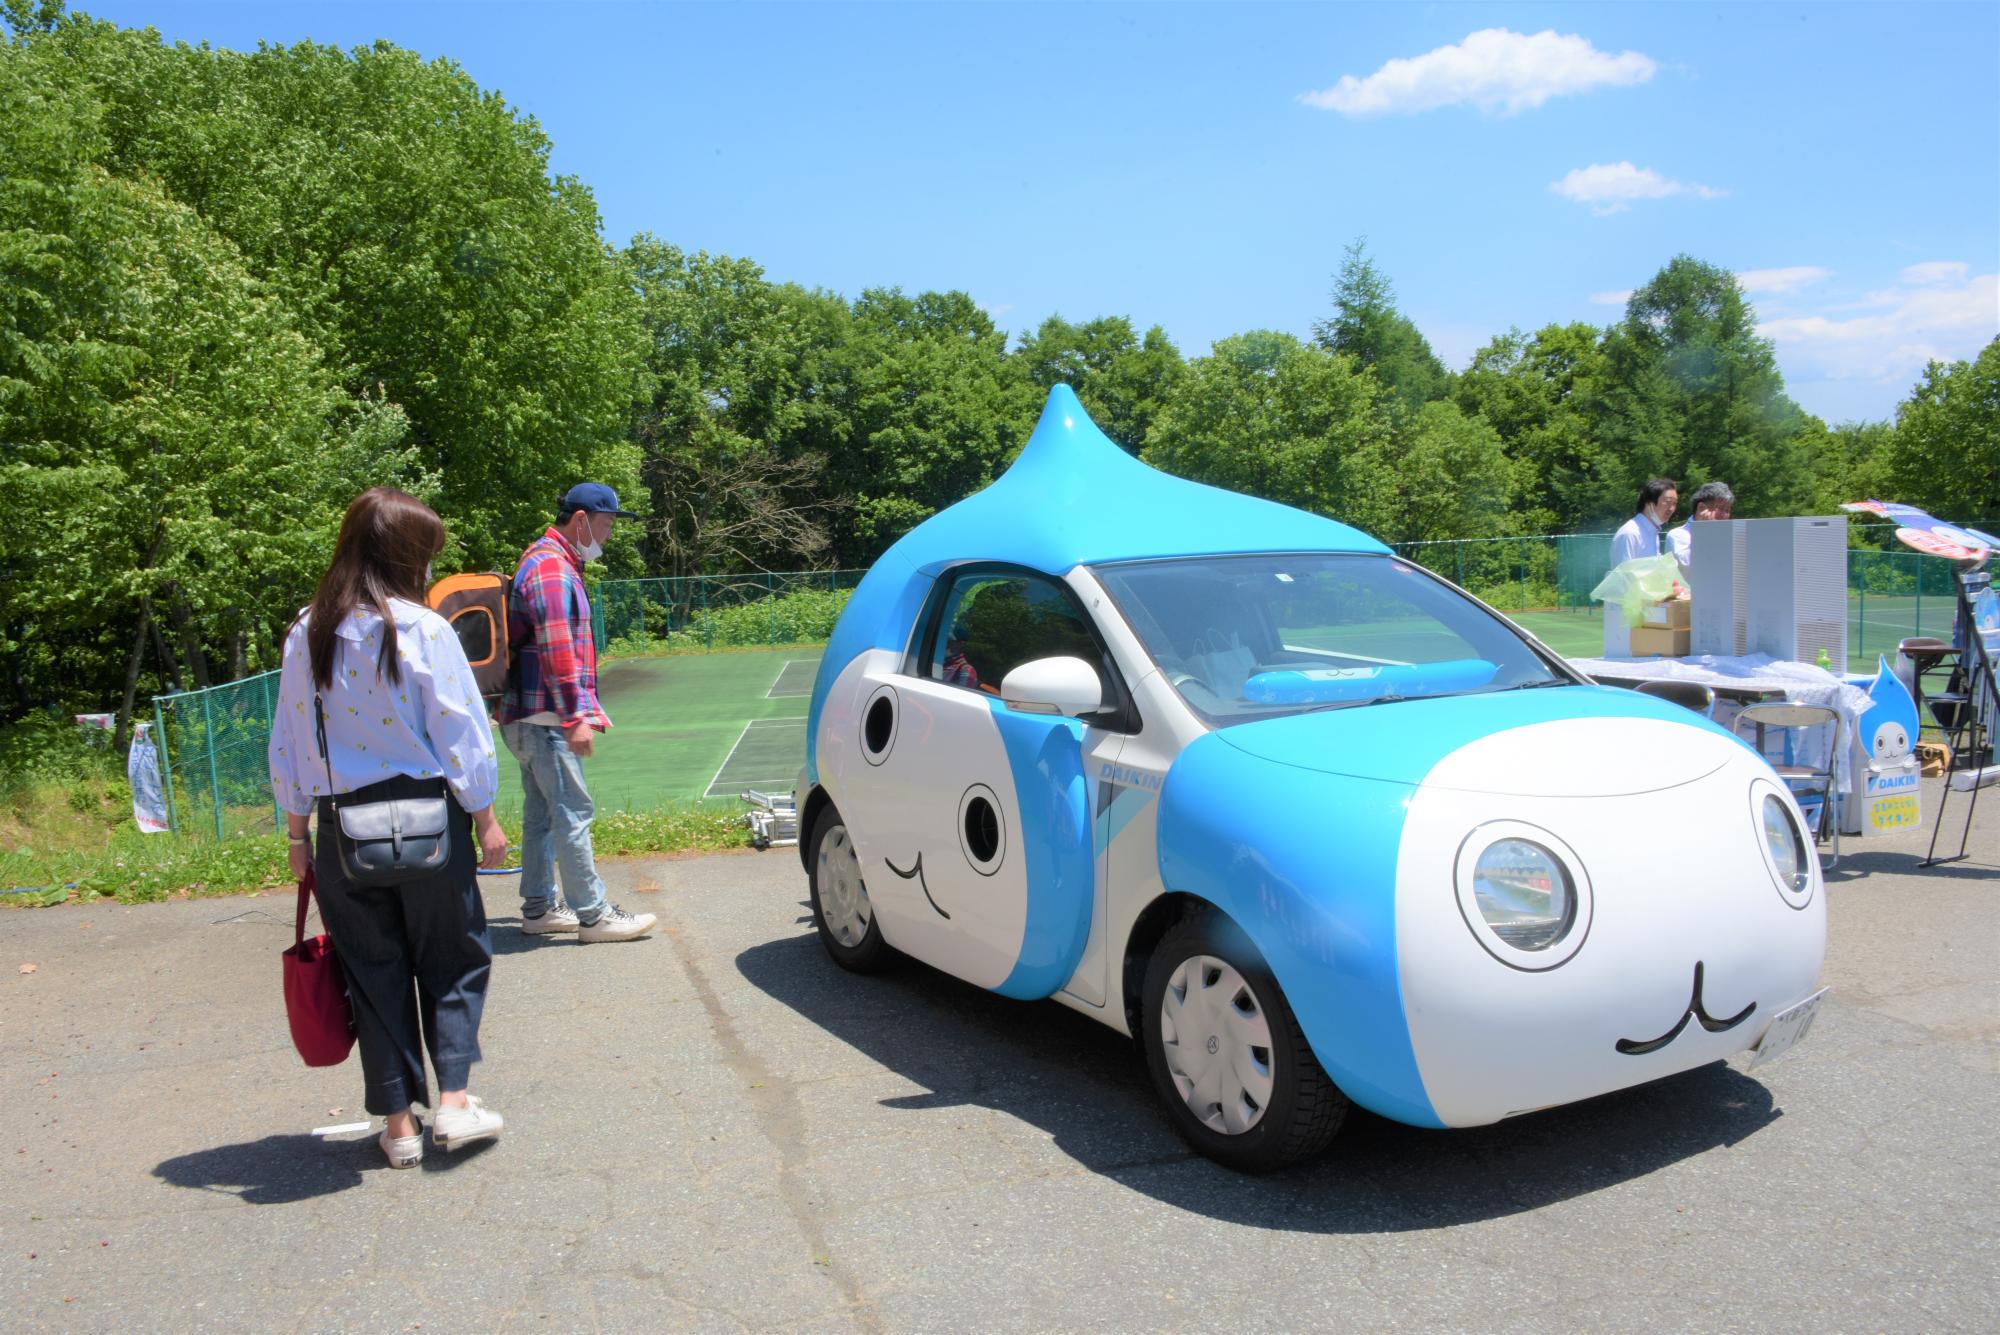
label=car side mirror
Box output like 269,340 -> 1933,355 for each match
1000,656 -> 1104,717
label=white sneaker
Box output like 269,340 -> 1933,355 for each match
379,1126 -> 424,1169
578,905 -> 657,942
431,1095 -> 503,1151
522,902 -> 580,935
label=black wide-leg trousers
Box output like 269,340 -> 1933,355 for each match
313,778 -> 491,1116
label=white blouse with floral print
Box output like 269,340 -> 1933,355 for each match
268,599 -> 500,817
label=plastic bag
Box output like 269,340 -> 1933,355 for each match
1590,554 -> 1685,629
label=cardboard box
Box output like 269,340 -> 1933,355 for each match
1642,597 -> 1693,629
1628,626 -> 1692,657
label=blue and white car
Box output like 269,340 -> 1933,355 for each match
796,386 -> 1827,1171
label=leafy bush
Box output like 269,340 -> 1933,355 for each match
604,586 -> 855,658
0,714 -> 123,801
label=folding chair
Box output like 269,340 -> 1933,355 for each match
1733,702 -> 1842,869
1636,678 -> 1716,718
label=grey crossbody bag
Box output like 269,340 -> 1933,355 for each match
314,693 -> 453,886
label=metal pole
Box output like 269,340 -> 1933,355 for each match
261,672 -> 282,832
1854,554 -> 1865,677
154,696 -> 178,834
200,688 -> 223,841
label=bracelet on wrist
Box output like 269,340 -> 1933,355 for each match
287,834 -> 311,845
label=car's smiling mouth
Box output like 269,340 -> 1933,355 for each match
884,852 -> 950,920
1615,961 -> 1757,1055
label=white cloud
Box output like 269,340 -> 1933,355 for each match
1760,268 -> 1998,401
1550,162 -> 1725,216
1301,28 -> 1656,117
1900,260 -> 1969,286
1589,289 -> 1633,306
1737,266 -> 1832,295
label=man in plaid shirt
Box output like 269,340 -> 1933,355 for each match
499,483 -> 656,942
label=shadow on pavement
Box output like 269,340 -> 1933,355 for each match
153,1134 -> 367,1204
737,932 -> 1783,1234
155,1129 -> 498,1204
1825,847 -> 1995,883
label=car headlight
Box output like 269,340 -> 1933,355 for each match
1454,823 -> 1592,970
1754,785 -> 1815,910
1474,840 -> 1574,950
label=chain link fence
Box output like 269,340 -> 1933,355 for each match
143,532 -> 1997,843
150,671 -> 285,841
148,570 -> 862,840
595,570 -> 865,654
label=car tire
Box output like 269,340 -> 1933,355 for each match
808,803 -> 894,973
1140,911 -> 1347,1172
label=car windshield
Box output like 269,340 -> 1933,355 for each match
1091,553 -> 1570,726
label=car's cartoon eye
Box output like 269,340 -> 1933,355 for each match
861,685 -> 898,766
1749,779 -> 1814,910
1453,822 -> 1593,970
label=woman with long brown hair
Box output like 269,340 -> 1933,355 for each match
269,487 -> 510,1168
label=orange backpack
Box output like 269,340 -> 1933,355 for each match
426,572 -> 509,702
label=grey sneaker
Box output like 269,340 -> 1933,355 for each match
521,902 -> 580,935
577,904 -> 657,942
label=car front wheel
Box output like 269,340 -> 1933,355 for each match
1140,912 -> 1347,1171
808,804 -> 894,973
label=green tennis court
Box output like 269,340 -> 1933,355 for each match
490,648 -> 818,816
703,717 -> 810,799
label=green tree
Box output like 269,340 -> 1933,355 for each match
1890,338 -> 2000,521
1457,323 -> 1615,532
1012,314 -> 1183,454
1389,401 -> 1512,544
1145,333 -> 1395,534
1597,255 -> 1816,522
1312,239 -> 1450,414
44,18 -> 647,568
821,288 -> 1036,562
0,32 -> 417,730
624,235 -> 845,577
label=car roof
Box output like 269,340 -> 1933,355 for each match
882,385 -> 1389,577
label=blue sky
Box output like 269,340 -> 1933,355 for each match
76,1 -> 2000,424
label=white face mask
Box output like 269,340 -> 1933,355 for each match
575,515 -> 607,562
424,563 -> 434,586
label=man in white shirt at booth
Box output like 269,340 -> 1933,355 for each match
1604,478 -> 1678,656
1669,480 -> 1734,572
1611,478 -> 1679,565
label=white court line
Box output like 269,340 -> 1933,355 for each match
764,658 -> 822,699
704,718 -> 808,799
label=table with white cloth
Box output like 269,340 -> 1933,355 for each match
1567,652 -> 1877,797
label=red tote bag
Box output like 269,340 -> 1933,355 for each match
281,868 -> 355,1067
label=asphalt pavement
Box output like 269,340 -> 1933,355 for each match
3,777 -> 1996,1333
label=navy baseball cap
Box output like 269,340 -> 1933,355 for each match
560,482 -> 639,518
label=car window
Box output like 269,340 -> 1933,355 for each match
1092,553 -> 1567,725
927,571 -> 1103,695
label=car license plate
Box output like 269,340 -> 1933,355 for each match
1749,987 -> 1828,1069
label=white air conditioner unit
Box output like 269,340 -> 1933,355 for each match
1744,516 -> 1848,667
1690,519 -> 1749,656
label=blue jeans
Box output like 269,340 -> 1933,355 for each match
500,722 -> 609,925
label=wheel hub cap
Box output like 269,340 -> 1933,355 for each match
1159,954 -> 1275,1135
816,825 -> 872,947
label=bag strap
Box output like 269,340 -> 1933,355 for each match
312,693 -> 339,811
295,866 -> 317,947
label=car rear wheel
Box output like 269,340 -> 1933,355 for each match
808,804 -> 894,973
1141,912 -> 1347,1171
